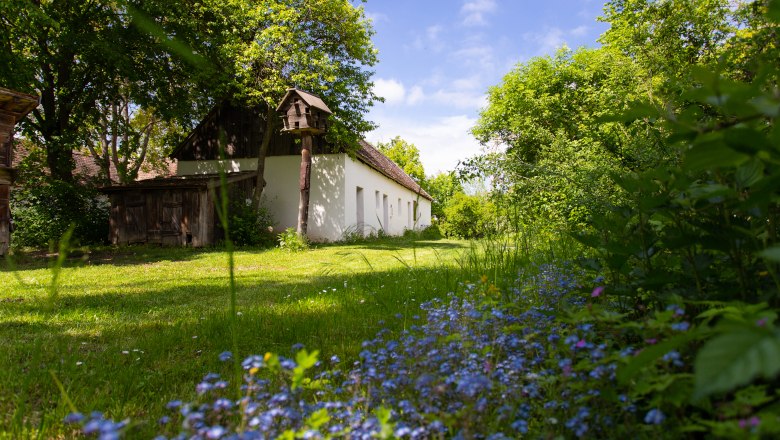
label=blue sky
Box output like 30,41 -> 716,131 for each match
362,0 -> 610,174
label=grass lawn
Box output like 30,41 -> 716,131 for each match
0,238 -> 474,438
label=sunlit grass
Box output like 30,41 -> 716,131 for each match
0,239 -> 473,438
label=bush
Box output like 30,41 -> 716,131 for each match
440,193 -> 497,239
401,224 -> 442,240
228,199 -> 275,247
10,179 -> 109,248
277,227 -> 309,252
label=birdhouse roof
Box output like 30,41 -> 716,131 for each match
275,88 -> 332,114
0,87 -> 39,119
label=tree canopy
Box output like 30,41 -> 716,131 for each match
376,136 -> 426,183
0,0 -> 380,183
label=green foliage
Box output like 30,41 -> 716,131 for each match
403,224 -> 442,240
571,2 -> 780,432
424,171 -> 463,221
10,179 -> 108,248
277,227 -> 309,252
1,0 -> 380,183
468,46 -> 662,231
694,325 -> 780,400
440,193 -> 497,239
228,199 -> 275,247
376,136 -> 426,183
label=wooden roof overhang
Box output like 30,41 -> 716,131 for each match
1,87 -> 39,172
100,171 -> 256,193
0,87 -> 39,121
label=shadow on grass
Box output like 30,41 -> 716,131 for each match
2,237 -> 461,271
0,259 -> 470,438
1,245 -> 223,272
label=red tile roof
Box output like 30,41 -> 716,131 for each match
12,142 -> 176,183
355,140 -> 432,200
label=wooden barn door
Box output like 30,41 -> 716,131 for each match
0,185 -> 9,255
161,191 -> 183,245
124,192 -> 147,243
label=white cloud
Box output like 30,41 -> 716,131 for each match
427,25 -> 444,41
452,75 -> 482,91
364,11 -> 388,24
407,86 -> 425,105
524,27 -> 567,56
409,24 -> 447,53
367,114 -> 482,174
570,25 -> 589,37
460,0 -> 497,27
452,44 -> 495,69
373,78 -> 406,105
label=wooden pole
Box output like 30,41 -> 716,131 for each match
297,133 -> 313,237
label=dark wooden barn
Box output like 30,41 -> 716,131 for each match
103,172 -> 255,246
103,100 -> 271,247
0,87 -> 38,255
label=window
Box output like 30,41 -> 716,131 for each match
382,194 -> 389,231
356,187 -> 365,236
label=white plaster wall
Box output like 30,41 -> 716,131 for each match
177,154 -> 431,241
343,157 -> 431,237
261,155 -> 345,242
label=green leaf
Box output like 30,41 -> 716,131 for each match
759,246 -> 780,262
769,0 -> 780,23
618,331 -> 699,384
291,349 -> 319,390
735,158 -> 764,189
684,141 -> 750,172
305,408 -> 330,430
375,406 -> 395,439
693,329 -> 780,400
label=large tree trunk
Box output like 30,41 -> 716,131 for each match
296,133 -> 313,237
253,105 -> 277,212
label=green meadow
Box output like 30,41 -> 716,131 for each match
0,240 -> 479,438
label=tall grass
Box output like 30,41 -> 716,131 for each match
0,224 -> 576,438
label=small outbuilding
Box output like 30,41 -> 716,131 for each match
0,87 -> 38,255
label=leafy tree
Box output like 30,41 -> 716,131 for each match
199,0 -> 380,207
440,193 -> 497,239
0,0 -> 219,181
468,47 -> 662,230
600,0 -> 737,96
376,136 -> 426,183
84,98 -> 182,184
1,1 -> 125,181
425,171 -> 463,221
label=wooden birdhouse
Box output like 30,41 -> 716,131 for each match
276,88 -> 332,134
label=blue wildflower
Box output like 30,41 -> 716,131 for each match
63,412 -> 84,424
644,408 -> 665,425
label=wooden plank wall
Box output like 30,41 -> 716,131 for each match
109,188 -> 206,246
0,185 -> 9,255
0,113 -> 14,168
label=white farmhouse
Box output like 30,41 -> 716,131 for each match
104,102 -> 431,245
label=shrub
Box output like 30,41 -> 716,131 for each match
10,178 -> 109,248
228,199 -> 275,247
440,193 -> 497,239
277,227 -> 309,252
